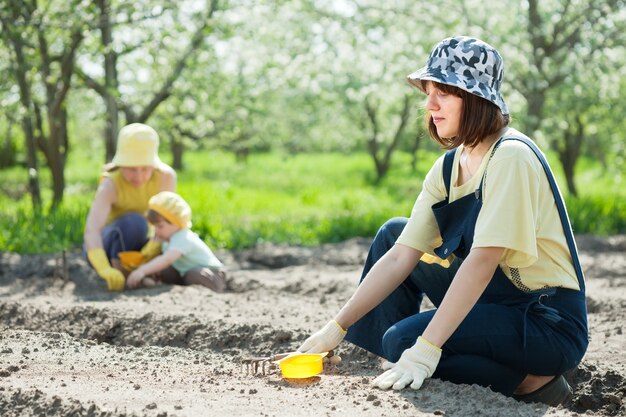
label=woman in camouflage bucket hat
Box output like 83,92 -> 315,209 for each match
408,36 -> 509,115
298,36 -> 587,407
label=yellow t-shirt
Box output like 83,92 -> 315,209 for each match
104,169 -> 162,224
396,128 -> 580,291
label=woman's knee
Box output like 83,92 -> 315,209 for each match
111,213 -> 149,248
381,311 -> 433,362
381,325 -> 414,362
374,217 -> 408,247
380,217 -> 408,237
113,213 -> 148,234
102,213 -> 149,257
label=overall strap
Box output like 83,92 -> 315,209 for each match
442,149 -> 456,198
494,136 -> 585,291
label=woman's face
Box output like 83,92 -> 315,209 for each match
424,82 -> 463,138
120,166 -> 154,187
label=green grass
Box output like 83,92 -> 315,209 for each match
0,149 -> 434,253
1,148 -> 625,254
566,194 -> 626,236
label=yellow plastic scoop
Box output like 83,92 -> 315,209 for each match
275,352 -> 328,379
118,251 -> 145,270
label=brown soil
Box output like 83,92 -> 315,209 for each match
0,235 -> 624,416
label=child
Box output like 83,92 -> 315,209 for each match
126,191 -> 227,292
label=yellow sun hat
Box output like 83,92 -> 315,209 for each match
112,123 -> 161,167
148,191 -> 192,229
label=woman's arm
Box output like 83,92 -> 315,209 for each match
335,243 -> 424,330
84,179 -> 116,251
422,246 -> 504,347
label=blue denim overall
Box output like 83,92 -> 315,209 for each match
101,213 -> 149,260
84,213 -> 149,263
345,136 -> 588,396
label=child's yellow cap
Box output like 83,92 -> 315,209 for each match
148,191 -> 192,229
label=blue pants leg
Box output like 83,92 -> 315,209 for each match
345,217 -> 457,357
381,305 -> 528,395
101,213 -> 149,260
380,293 -> 584,395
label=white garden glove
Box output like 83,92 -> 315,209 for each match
372,336 -> 441,390
298,320 -> 347,353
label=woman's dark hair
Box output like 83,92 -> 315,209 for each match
422,81 -> 510,149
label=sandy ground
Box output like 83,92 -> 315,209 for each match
0,235 -> 624,417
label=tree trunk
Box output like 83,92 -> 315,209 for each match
1,9 -> 42,209
0,121 -> 17,168
23,117 -> 42,210
171,136 -> 184,171
522,89 -> 545,137
97,0 -> 119,162
105,96 -> 119,163
558,116 -> 584,197
46,107 -> 69,208
365,95 -> 411,183
36,25 -> 82,209
409,130 -> 424,172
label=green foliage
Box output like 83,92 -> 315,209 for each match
0,151 -> 429,253
0,199 -> 88,253
566,195 -> 626,236
173,150 -> 427,249
1,149 -> 626,254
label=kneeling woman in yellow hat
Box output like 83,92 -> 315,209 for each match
84,123 -> 176,291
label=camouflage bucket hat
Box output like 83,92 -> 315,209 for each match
407,36 -> 509,115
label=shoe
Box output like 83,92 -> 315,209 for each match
513,375 -> 573,407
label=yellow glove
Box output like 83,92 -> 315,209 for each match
87,248 -> 126,291
140,239 -> 162,262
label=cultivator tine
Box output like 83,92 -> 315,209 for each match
241,351 -> 292,375
241,356 -> 273,375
